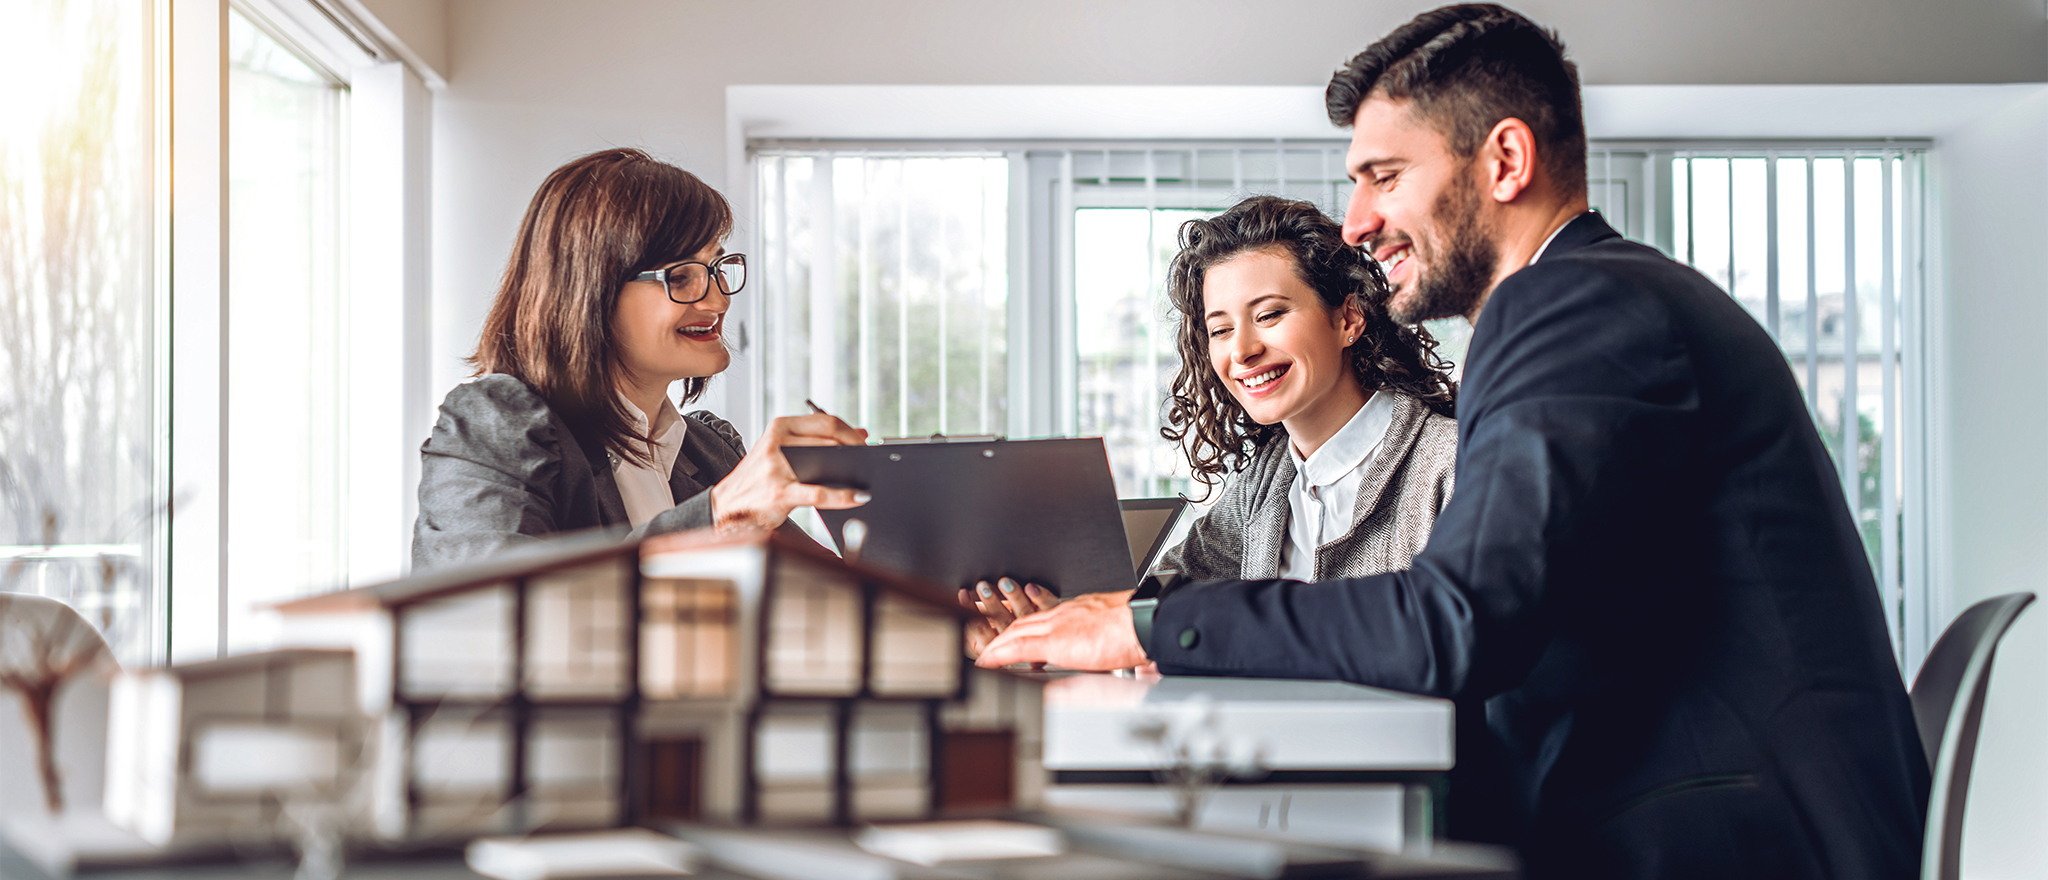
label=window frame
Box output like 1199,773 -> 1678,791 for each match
157,0 -> 436,664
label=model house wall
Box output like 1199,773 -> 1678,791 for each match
103,649 -> 362,848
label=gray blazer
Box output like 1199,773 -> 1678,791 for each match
1159,391 -> 1457,581
411,374 -> 751,571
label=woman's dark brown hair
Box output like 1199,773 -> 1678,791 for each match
470,148 -> 732,467
1162,195 -> 1457,493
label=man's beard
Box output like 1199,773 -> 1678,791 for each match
1387,178 -> 1498,325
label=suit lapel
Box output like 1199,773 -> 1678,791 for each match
1244,448 -> 1293,579
668,448 -> 706,508
1343,393 -> 1426,536
668,417 -> 728,508
574,435 -> 631,527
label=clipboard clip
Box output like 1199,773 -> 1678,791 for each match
877,433 -> 1007,445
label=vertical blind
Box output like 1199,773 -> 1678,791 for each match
1043,145 -> 1369,499
754,151 -> 1010,440
753,141 -> 1932,667
1654,148 -> 1930,668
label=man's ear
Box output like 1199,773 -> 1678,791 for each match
1482,117 -> 1539,204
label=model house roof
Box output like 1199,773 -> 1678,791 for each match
272,528 -> 636,614
150,647 -> 355,680
640,527 -> 971,619
272,526 -> 973,620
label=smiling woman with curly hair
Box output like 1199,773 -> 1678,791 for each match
963,195 -> 1462,649
1155,195 -> 1459,582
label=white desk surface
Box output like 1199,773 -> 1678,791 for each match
1042,675 -> 1454,771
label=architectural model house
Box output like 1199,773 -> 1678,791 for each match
102,648 -> 363,848
165,526 -> 1049,846
634,528 -> 1044,828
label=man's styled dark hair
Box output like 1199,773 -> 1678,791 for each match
470,148 -> 732,468
1326,3 -> 1586,196
1162,196 -> 1457,492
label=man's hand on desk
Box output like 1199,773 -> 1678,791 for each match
975,588 -> 1148,671
959,577 -> 1060,658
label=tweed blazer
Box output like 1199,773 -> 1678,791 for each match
412,374 -> 757,571
1159,391 -> 1457,582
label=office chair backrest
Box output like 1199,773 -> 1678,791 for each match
1908,591 -> 2034,880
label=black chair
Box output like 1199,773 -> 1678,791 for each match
1907,592 -> 2035,880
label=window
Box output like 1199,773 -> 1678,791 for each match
5,0 -> 435,668
1604,146 -> 1931,666
754,152 -> 1011,439
224,8 -> 349,651
0,0 -> 160,665
752,139 -> 1935,667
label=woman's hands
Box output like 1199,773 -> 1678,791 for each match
709,413 -> 869,532
960,577 -> 1061,658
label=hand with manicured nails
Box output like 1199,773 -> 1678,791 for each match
709,413 -> 869,532
974,589 -> 1147,671
959,577 -> 1060,658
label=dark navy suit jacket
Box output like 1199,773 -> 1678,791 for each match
1146,213 -> 1928,879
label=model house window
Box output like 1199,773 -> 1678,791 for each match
400,585 -> 515,699
752,140 -> 1934,665
526,709 -> 622,826
752,703 -> 838,822
849,702 -> 930,820
762,557 -> 864,696
526,564 -> 631,699
410,706 -> 513,833
0,0 -> 158,665
868,592 -> 960,697
641,577 -> 738,699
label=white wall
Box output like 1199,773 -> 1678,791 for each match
1933,86 -> 2048,880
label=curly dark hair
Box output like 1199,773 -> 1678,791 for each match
1162,196 -> 1457,493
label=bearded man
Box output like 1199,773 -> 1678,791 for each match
978,5 -> 1929,878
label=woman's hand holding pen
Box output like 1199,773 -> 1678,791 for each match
960,577 -> 1060,659
709,408 -> 869,532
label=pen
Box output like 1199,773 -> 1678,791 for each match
805,398 -> 828,416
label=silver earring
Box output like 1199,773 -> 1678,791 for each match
1346,336 -> 1356,344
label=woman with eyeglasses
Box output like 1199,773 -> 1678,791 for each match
413,148 -> 866,569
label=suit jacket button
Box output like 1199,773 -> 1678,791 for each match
1178,628 -> 1200,649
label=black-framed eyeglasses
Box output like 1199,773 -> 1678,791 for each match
630,253 -> 747,304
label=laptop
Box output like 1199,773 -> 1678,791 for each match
1118,497 -> 1189,582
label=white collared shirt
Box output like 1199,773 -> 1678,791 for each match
613,391 -> 688,528
1527,215 -> 1574,267
1280,391 -> 1398,581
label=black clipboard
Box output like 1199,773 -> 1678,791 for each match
782,438 -> 1134,596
